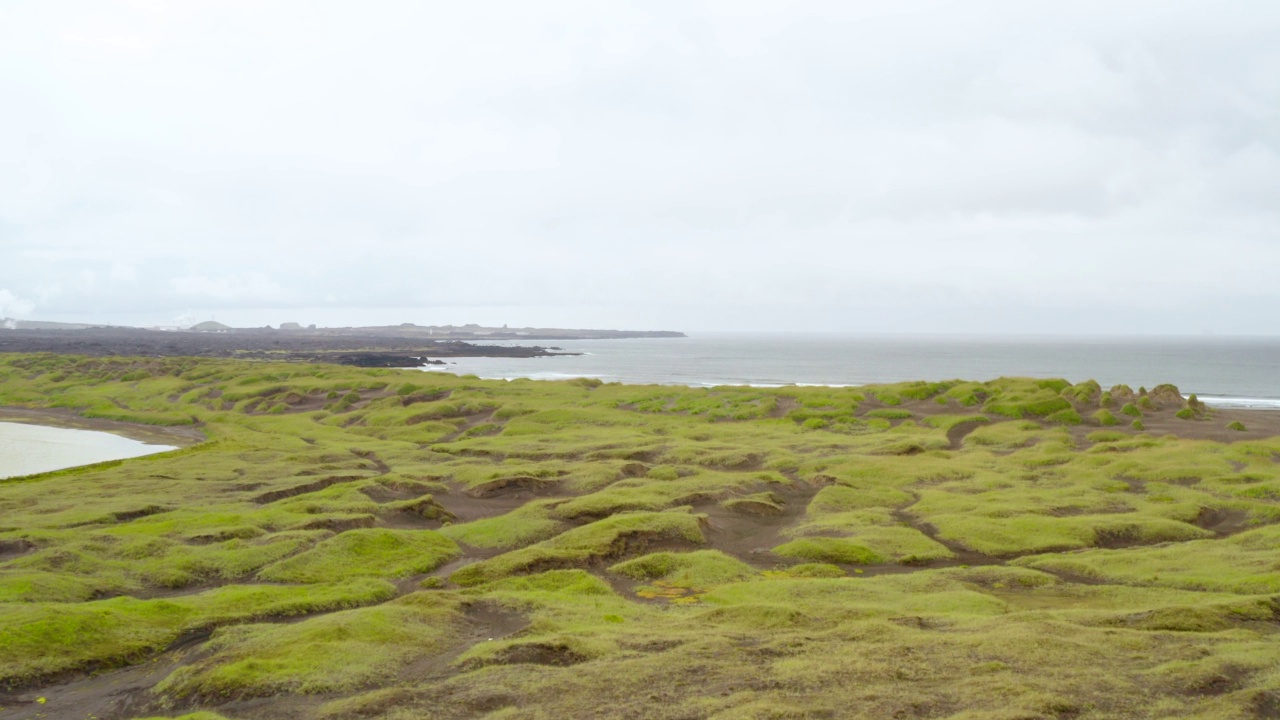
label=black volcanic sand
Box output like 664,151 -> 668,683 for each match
0,328 -> 575,367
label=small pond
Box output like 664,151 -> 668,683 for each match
0,421 -> 177,479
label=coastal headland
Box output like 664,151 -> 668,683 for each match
1,354 -> 1279,718
0,323 -> 685,368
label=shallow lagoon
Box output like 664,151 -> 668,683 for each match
0,421 -> 176,479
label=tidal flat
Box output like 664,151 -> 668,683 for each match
0,353 -> 1277,719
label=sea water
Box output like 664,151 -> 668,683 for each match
420,333 -> 1280,409
0,422 -> 176,479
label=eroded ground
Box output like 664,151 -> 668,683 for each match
0,354 -> 1277,719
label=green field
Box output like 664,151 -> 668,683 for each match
0,354 -> 1278,719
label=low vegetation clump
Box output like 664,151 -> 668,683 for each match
1,354 -> 1278,718
257,528 -> 459,583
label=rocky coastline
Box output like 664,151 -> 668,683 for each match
0,327 -> 592,368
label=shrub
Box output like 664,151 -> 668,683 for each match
1093,409 -> 1118,427
1227,421 -> 1247,431
1120,403 -> 1142,417
1131,419 -> 1145,431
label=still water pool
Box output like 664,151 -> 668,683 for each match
0,421 -> 176,479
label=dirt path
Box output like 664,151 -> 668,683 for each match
945,419 -> 986,450
0,634 -> 212,720
695,477 -> 824,570
433,408 -> 501,444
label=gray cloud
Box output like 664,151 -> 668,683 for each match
1,0 -> 1278,332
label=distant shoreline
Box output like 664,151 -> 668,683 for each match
420,366 -> 1280,412
0,325 -> 683,368
410,333 -> 1280,407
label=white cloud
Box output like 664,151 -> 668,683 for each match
0,0 -> 1278,332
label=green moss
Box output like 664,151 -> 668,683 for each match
3,357 -> 1280,718
1087,430 -> 1126,443
1093,409 -> 1119,427
450,511 -> 706,586
257,529 -> 459,583
646,464 -> 681,481
610,550 -> 757,587
1013,525 -> 1280,594
1121,403 -> 1142,417
157,592 -> 460,697
1227,421 -> 1247,431
783,563 -> 845,578
807,484 -> 913,513
1062,380 -> 1101,404
1045,408 -> 1082,425
0,581 -> 394,685
773,538 -> 884,565
439,501 -> 564,549
923,414 -> 988,430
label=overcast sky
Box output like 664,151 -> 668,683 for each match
2,1 -> 1278,333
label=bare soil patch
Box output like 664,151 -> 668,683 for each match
252,475 -> 368,503
468,641 -> 587,668
945,419 -> 986,449
696,480 -> 823,568
465,476 -> 560,499
1193,507 -> 1254,536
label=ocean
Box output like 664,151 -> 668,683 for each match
420,333 -> 1280,409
